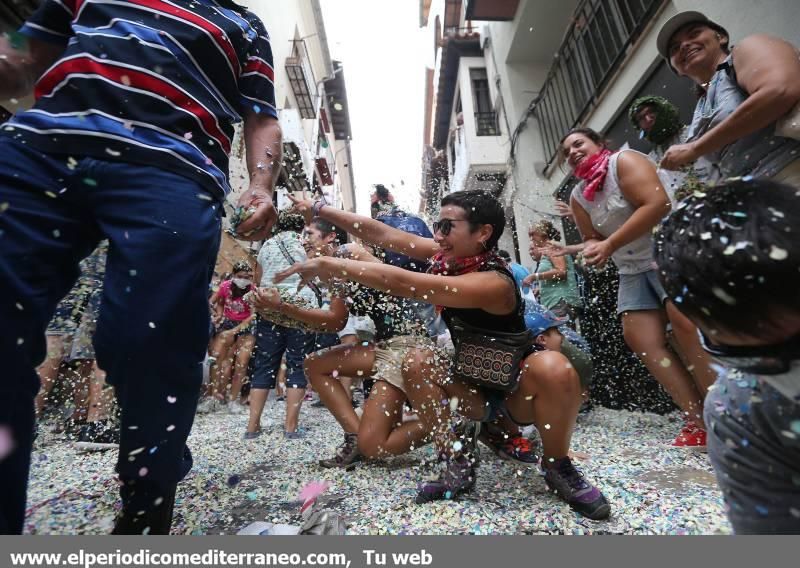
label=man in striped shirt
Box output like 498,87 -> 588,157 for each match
0,0 -> 282,534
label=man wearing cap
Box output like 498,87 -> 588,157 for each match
656,11 -> 800,186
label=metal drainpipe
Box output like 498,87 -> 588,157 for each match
484,26 -> 522,262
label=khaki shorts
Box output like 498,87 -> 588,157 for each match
372,335 -> 436,395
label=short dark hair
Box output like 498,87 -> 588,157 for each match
655,178 -> 800,339
559,127 -> 607,149
497,249 -> 512,261
232,261 -> 251,274
311,218 -> 338,239
274,210 -> 305,234
440,190 -> 505,250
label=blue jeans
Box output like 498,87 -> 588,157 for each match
252,320 -> 314,389
0,137 -> 221,533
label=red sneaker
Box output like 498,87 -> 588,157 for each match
671,422 -> 707,451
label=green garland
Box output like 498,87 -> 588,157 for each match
629,96 -> 683,145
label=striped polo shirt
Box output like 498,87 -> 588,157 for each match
3,0 -> 278,198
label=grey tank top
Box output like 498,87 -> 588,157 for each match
571,151 -> 656,275
686,54 -> 800,179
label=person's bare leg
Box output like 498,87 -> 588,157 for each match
358,381 -> 430,458
230,334 -> 255,403
85,363 -> 113,422
338,335 -> 358,401
284,386 -> 306,433
622,310 -> 706,427
68,362 -> 91,425
505,351 -> 582,463
276,357 -> 287,399
665,301 -> 718,397
304,344 -> 376,434
209,333 -> 234,402
402,348 -> 486,456
246,388 -> 269,433
35,335 -> 66,417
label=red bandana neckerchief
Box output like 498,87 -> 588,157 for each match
575,148 -> 613,202
428,250 -> 504,312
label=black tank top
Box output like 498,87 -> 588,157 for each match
440,261 -> 526,334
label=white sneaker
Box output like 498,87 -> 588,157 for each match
196,398 -> 219,414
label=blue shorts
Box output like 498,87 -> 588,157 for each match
314,332 -> 340,351
617,269 -> 668,314
216,318 -> 253,338
251,320 -> 314,389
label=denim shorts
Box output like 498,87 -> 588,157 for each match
216,317 -> 253,338
617,269 -> 667,314
251,320 -> 314,389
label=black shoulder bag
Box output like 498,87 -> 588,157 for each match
449,315 -> 533,391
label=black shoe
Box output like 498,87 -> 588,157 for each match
452,419 -> 481,462
319,432 -> 361,470
415,454 -> 476,504
113,483 -> 176,535
74,420 -> 120,452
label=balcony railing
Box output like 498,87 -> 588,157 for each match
535,0 -> 666,171
475,111 -> 499,136
285,40 -> 317,119
443,25 -> 478,39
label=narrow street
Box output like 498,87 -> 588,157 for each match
28,401 -> 730,535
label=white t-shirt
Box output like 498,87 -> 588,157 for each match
256,231 -> 317,305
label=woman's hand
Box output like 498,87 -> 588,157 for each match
274,257 -> 334,287
582,239 -> 615,267
522,274 -> 537,287
252,287 -> 283,311
660,141 -> 700,171
542,241 -> 569,258
554,200 -> 573,219
287,193 -> 315,225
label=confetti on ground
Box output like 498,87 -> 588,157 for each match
27,403 -> 731,534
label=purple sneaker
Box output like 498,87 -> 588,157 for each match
415,454 -> 476,504
543,457 -> 610,520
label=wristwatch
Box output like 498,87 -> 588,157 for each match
312,200 -> 326,218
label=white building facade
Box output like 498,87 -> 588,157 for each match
420,0 -> 800,265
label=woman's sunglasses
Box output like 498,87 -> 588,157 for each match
699,331 -> 800,375
432,218 -> 468,236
